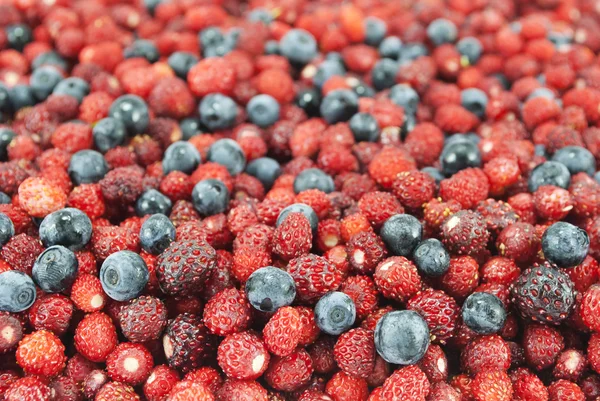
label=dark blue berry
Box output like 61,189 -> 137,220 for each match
279,29 -> 318,65
163,141 -> 202,175
380,214 -> 422,257
427,18 -> 457,46
0,84 -> 12,122
39,208 -> 93,251
276,203 -> 318,232
374,310 -> 430,364
0,213 -> 14,246
5,24 -> 32,51
199,27 -> 238,57
32,245 -> 78,293
461,88 -> 488,119
456,37 -> 482,65
421,167 -> 444,185
52,77 -> 89,103
379,36 -> 403,59
320,89 -> 359,124
207,138 -> 246,176
389,84 -> 419,115
199,94 -> 238,131
167,52 -> 199,80
440,138 -> 482,176
351,80 -> 375,98
180,117 -> 204,140
364,17 -> 387,46
295,87 -> 321,117
349,112 -> 380,142
0,192 -> 10,204
92,117 -> 126,153
293,168 -> 334,194
313,60 -> 346,88
245,157 -> 282,190
0,128 -> 15,161
192,179 -> 230,216
248,8 -> 273,24
0,271 -> 36,313
542,222 -> 590,268
398,43 -> 428,63
144,0 -> 162,15
462,292 -> 507,334
9,85 -> 35,111
68,150 -> 109,185
413,238 -> 450,277
30,66 -> 63,101
535,144 -> 548,157
264,40 -> 279,55
140,214 -> 176,255
371,59 -> 398,91
109,94 -> 150,135
247,94 -> 280,128
123,39 -> 160,63
100,250 -> 149,301
245,266 -> 296,312
31,51 -> 68,71
314,291 -> 356,335
528,161 -> 571,192
551,146 -> 596,176
136,189 -> 173,216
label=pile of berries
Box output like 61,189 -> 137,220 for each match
1,0 -> 600,400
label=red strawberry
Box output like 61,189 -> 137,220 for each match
263,306 -> 302,357
0,233 -> 44,274
374,256 -> 422,302
71,274 -> 107,312
265,348 -> 314,392
91,226 -> 139,261
143,365 -> 180,401
106,343 -> 154,386
523,324 -> 565,371
392,170 -> 436,209
83,369 -> 109,399
4,376 -> 54,401
440,210 -> 490,256
511,372 -> 548,401
0,313 -> 24,354
345,231 -> 387,274
334,328 -> 375,379
480,257 -> 520,286
440,256 -> 480,300
287,254 -> 342,304
273,212 -> 313,261
49,375 -> 81,401
165,381 -> 213,401
340,275 -> 379,320
65,353 -> 98,384
461,335 -> 511,375
325,371 -> 370,401
588,333 -> 600,374
28,294 -> 73,336
418,344 -> 449,383
119,295 -> 168,343
408,289 -> 459,345
203,288 -> 252,336
217,331 -> 270,380
427,382 -> 461,401
381,365 -> 430,401
547,380 -> 585,401
16,330 -> 66,377
215,380 -> 269,401
553,349 -> 586,382
581,285 -> 600,332
183,367 -> 223,393
74,312 -> 118,363
357,191 -> 404,229
308,336 -> 337,375
472,370 -> 513,401
163,313 -> 217,373
95,382 -> 140,401
296,306 -> 320,346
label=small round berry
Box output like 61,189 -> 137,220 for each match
461,88 -> 488,119
123,39 -> 159,63
39,208 -> 92,251
92,117 -> 126,153
528,161 -> 571,192
0,128 -> 15,161
314,291 -> 356,335
30,66 -> 63,101
109,94 -> 150,135
379,36 -> 402,59
389,84 -> 419,115
199,94 -> 238,131
551,146 -> 596,176
68,150 -> 109,185
320,89 -> 359,124
207,138 -> 246,176
245,266 -> 296,313
246,157 -> 282,190
100,250 -> 149,301
247,94 -> 280,128
413,238 -> 450,277
461,292 -> 507,335
279,29 -> 318,65
349,112 -> 380,142
140,214 -> 176,255
380,214 -> 422,257
0,270 -> 36,312
5,24 -> 32,51
168,52 -> 199,80
457,37 -> 482,65
440,139 -> 482,176
32,245 -> 78,293
16,330 -> 66,377
192,179 -> 230,216
542,222 -> 590,268
294,168 -> 335,194
136,189 -> 173,216
374,310 -> 429,365
427,19 -> 458,46
276,203 -> 318,232
0,213 -> 14,246
52,77 -> 90,103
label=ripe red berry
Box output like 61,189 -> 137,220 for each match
217,331 -> 270,380
118,295 -> 168,343
333,328 -> 375,379
263,306 -> 302,357
74,312 -> 118,363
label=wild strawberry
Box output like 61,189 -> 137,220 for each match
162,313 -> 216,373
392,171 -> 436,210
408,289 -> 459,345
368,147 -> 417,189
95,382 -> 140,401
263,306 -> 301,357
553,349 -> 586,382
405,123 -> 445,168
340,213 -> 373,242
484,157 -> 522,196
183,366 -> 222,393
144,365 -> 180,401
16,330 -> 66,377
71,274 -> 107,312
0,313 -> 23,354
380,365 -> 430,401
589,333 -> 600,375
417,344 -> 448,384
232,246 -> 271,283
287,254 -> 342,304
227,204 -> 258,237
346,232 -> 387,274
427,382 -> 461,401
547,380 -> 585,401
423,198 -> 462,231
118,295 -> 168,343
74,312 -> 118,363
340,275 -> 378,320
91,225 -> 140,261
106,343 -> 154,385
523,324 -> 565,371
17,176 -> 67,218
334,328 -> 375,379
374,256 -> 421,302
481,257 -> 520,286
203,288 -> 251,336
472,370 -> 513,401
533,185 -> 573,221
511,371 -> 548,401
273,212 -> 313,261
265,348 -> 314,392
4,376 -> 54,401
522,95 -> 561,130
496,222 -> 539,263
325,371 -> 369,401
440,210 -> 490,256
28,294 -> 73,336
461,335 -> 511,375
296,190 -> 331,219
440,168 -> 490,209
65,353 -> 98,384
83,370 -> 109,400
1,233 -> 44,274
440,256 -> 480,300
308,336 -> 337,375
217,331 -> 269,380
316,219 -> 342,252
166,381 -> 213,401
216,380 -> 268,401
49,375 -> 81,401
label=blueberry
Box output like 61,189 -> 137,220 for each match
163,141 -> 202,175
207,138 -> 246,176
462,292 -> 507,335
389,84 -> 419,115
123,39 -> 160,63
0,271 -> 36,313
527,87 -> 556,101
136,189 -> 173,216
247,94 -> 280,128
140,214 -> 176,255
421,167 -> 444,185
144,0 -> 162,15
167,51 -> 199,80
440,138 -> 482,176
398,43 -> 429,62
0,192 -> 10,204
31,51 -> 68,71
595,171 -> 600,184
371,59 -> 399,91
248,8 -> 273,24
349,112 -> 380,142
295,87 -> 321,117
380,214 -> 422,257
314,291 -> 356,335
379,36 -> 403,59
109,94 -> 150,135
0,213 -> 14,246
351,80 -> 375,98
528,161 -> 571,192
374,310 -> 430,365
9,85 -> 36,111
180,117 -> 204,140
5,24 -> 32,51
427,18 -> 457,46
199,93 -> 238,131
52,77 -> 90,103
264,40 -> 279,55
320,89 -> 359,124
548,31 -> 572,47
313,60 -> 346,89
535,144 -> 548,157
199,27 -> 224,49
0,84 -> 12,121
461,88 -> 488,119
551,146 -> 596,176
326,52 -> 345,64
100,250 -> 149,301
192,179 -> 230,216
457,37 -> 482,65
364,17 -> 387,46
0,128 -> 15,161
276,203 -> 318,232
30,66 -> 63,101
32,245 -> 78,293
202,29 -> 238,57
39,208 -> 93,251
245,157 -> 282,190
245,266 -> 296,312
68,150 -> 109,185
542,221 -> 590,268
92,118 -> 125,153
293,168 -> 334,194
279,29 -> 318,65
413,238 -> 450,277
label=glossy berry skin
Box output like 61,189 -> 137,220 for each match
461,292 -> 507,335
528,161 -> 571,192
374,310 -> 430,365
0,213 -> 14,246
39,208 -> 93,251
334,328 -> 375,379
30,66 -> 63,101
217,331 -> 269,380
199,94 -> 238,131
100,250 -> 149,301
74,312 -> 118,363
294,168 -> 335,194
413,238 -> 450,277
511,264 -> 576,324
461,88 -> 488,119
245,266 -> 296,312
109,94 -> 150,135
380,214 -> 422,257
162,313 -> 216,373
68,150 -> 109,185
162,141 -> 202,176
320,89 -> 359,124
136,189 -> 173,216
32,245 -> 78,293
247,94 -> 280,128
119,295 -> 167,343
53,77 -> 89,103
192,179 -> 230,216
314,291 -> 356,335
168,52 -> 199,80
552,146 -> 596,176
139,214 -> 176,255
92,117 -> 126,153
0,270 -> 36,312
541,222 -> 590,268
427,18 -> 457,46
440,138 -> 482,176
277,203 -> 319,232
279,29 -> 318,65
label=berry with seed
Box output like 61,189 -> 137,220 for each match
106,343 -> 154,386
273,212 -> 313,260
346,231 -> 387,274
334,328 -> 375,379
265,348 -> 314,392
374,256 -> 421,302
264,306 -> 301,356
553,349 -> 586,382
217,331 -> 269,380
71,274 -> 106,312
28,294 -> 73,336
16,330 -> 66,377
524,324 -> 565,370
203,288 -> 251,336
381,365 -> 430,401
407,289 -> 459,345
74,312 -> 118,362
4,376 -> 54,401
119,295 -> 167,343
340,275 -> 378,320
472,370 -> 513,401
162,313 -> 216,373
460,335 -> 511,374
143,365 -> 180,401
288,254 -> 342,304
441,210 -> 490,256
440,168 -> 490,209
